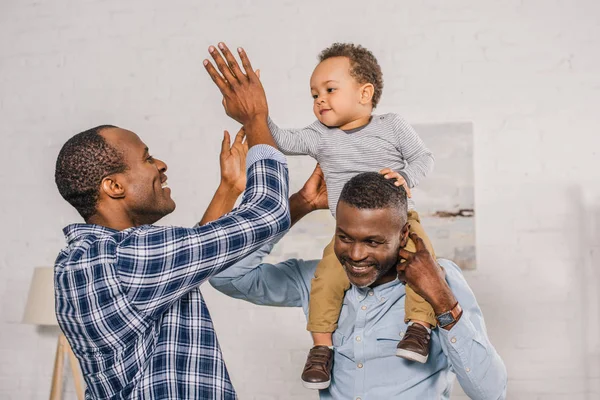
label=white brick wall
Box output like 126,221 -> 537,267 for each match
1,0 -> 599,398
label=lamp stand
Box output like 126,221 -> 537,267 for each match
49,333 -> 84,400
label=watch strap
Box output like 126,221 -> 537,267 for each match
436,302 -> 463,328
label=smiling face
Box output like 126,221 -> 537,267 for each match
334,201 -> 409,288
310,56 -> 372,130
100,128 -> 176,226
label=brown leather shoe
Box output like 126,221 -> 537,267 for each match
301,346 -> 333,389
396,323 -> 431,363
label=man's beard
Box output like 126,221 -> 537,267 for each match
339,257 -> 397,288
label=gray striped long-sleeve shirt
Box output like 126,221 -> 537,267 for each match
268,113 -> 434,216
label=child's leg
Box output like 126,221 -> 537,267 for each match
396,210 -> 437,363
302,237 -> 350,389
307,237 -> 350,338
404,210 -> 437,327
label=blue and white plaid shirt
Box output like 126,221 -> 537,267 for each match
54,145 -> 290,399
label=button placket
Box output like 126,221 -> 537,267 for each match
353,290 -> 368,400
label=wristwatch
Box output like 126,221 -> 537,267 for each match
436,302 -> 463,328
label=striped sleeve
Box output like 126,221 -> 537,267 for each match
267,117 -> 322,159
392,114 -> 435,188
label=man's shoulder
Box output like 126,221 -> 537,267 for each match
437,258 -> 478,300
437,258 -> 462,272
437,259 -> 467,281
58,224 -> 165,265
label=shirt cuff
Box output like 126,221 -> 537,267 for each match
246,144 -> 287,169
397,170 -> 413,188
437,310 -> 486,351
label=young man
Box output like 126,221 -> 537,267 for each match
53,43 -> 288,399
210,168 -> 508,399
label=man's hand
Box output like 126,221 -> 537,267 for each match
289,164 -> 328,227
397,232 -> 457,316
219,128 -> 248,194
298,164 -> 328,212
198,128 -> 248,226
204,43 -> 268,125
380,168 -> 412,198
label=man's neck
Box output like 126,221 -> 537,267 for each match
369,268 -> 398,288
87,213 -> 136,231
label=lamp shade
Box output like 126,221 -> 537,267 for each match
22,267 -> 58,326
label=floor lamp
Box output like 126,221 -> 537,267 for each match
22,267 -> 85,400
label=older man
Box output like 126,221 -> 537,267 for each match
210,167 -> 507,399
53,44 -> 289,399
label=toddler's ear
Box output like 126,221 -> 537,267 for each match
359,83 -> 375,105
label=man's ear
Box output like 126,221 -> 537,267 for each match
359,83 -> 375,105
399,222 -> 410,247
100,175 -> 125,199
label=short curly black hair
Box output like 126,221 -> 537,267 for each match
338,172 -> 407,221
319,43 -> 384,108
55,125 -> 127,220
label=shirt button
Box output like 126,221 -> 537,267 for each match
357,397 -> 362,400
361,305 -> 367,310
368,291 -> 374,296
357,363 -> 363,368
466,367 -> 471,372
356,336 -> 362,342
451,337 -> 457,343
399,331 -> 404,337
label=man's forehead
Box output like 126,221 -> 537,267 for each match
337,202 -> 403,232
100,127 -> 146,153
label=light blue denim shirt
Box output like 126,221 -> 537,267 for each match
210,239 -> 507,400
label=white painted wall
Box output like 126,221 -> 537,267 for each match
1,0 -> 599,398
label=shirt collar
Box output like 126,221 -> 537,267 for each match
63,223 -> 120,244
351,278 -> 405,302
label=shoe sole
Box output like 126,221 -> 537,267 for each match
302,380 -> 331,390
396,348 -> 428,363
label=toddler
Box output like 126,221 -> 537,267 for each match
268,43 -> 437,390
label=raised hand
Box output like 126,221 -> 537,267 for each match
298,164 -> 328,211
204,43 -> 268,125
219,128 -> 248,194
289,164 -> 329,227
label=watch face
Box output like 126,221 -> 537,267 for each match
437,313 -> 454,327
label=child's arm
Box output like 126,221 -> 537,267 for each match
267,117 -> 322,158
392,115 -> 435,188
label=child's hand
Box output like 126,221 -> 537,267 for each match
379,168 -> 412,198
